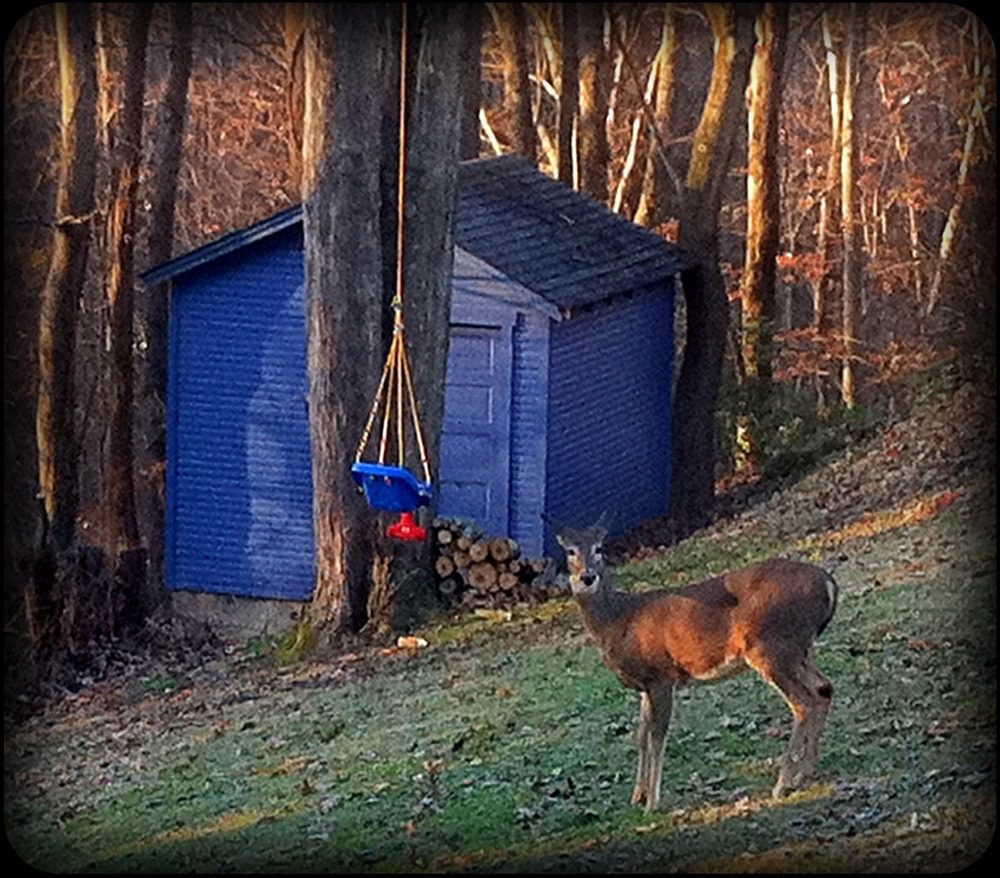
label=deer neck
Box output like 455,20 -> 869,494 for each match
574,580 -> 641,644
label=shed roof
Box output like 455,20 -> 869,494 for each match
141,155 -> 692,308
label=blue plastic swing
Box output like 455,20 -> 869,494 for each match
351,461 -> 433,513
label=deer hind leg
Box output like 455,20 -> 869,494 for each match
637,682 -> 674,813
747,647 -> 833,798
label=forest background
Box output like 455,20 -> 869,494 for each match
3,3 -> 995,684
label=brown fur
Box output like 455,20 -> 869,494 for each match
557,526 -> 837,812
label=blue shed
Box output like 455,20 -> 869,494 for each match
142,156 -> 692,601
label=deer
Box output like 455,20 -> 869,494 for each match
552,519 -> 838,813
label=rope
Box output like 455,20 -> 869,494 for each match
353,4 -> 432,486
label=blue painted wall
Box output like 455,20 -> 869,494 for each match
543,283 -> 674,555
167,229 -> 315,599
166,237 -> 674,598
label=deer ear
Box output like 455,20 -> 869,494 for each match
594,510 -> 614,539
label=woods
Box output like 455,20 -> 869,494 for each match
4,4 -> 995,680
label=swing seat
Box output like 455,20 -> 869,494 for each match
351,462 -> 433,513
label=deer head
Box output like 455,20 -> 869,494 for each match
553,522 -> 609,597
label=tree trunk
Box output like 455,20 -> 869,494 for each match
741,3 -> 787,384
365,3 -> 469,635
492,3 -> 536,161
102,4 -> 150,556
32,3 -> 97,641
557,4 -> 578,185
137,2 -> 192,597
611,51 -> 657,217
577,3 -> 610,201
88,5 -> 150,636
303,4 -> 467,639
927,11 -> 986,317
669,4 -> 755,537
284,3 -> 307,193
839,4 -> 866,408
458,3 -> 483,161
634,6 -> 677,227
815,10 -> 841,332
303,4 -> 390,636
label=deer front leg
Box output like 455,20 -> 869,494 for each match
642,682 -> 674,812
631,691 -> 654,806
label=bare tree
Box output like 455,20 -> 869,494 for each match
283,2 -> 306,193
491,3 -> 536,160
32,3 -> 97,639
839,3 -> 866,408
458,3 -> 484,160
741,3 -> 788,383
303,4 -> 467,639
577,3 -> 610,201
927,10 -> 988,317
100,6 -> 151,615
557,3 -> 579,185
815,9 -> 841,332
634,5 -> 678,227
670,3 -> 755,537
137,3 -> 193,596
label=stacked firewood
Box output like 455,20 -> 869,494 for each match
430,517 -> 566,610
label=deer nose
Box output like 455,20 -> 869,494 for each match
581,572 -> 597,587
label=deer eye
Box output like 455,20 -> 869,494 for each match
591,544 -> 603,558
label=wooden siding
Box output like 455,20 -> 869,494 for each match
166,229 -> 315,599
508,311 -> 551,555
544,283 -> 674,554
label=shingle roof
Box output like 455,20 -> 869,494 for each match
455,155 -> 691,310
141,155 -> 692,308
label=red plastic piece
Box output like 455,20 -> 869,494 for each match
386,511 -> 427,542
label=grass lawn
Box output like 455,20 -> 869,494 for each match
5,482 -> 994,872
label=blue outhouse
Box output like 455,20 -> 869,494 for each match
142,156 -> 692,600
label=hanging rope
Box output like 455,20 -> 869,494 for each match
353,4 -> 432,486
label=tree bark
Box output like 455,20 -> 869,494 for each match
33,3 -> 97,642
303,4 -> 467,638
815,9 -> 841,332
491,3 -> 536,161
612,49 -> 657,217
927,11 -> 986,317
303,4 -> 390,635
634,6 -> 677,227
102,5 -> 150,552
577,3 -> 609,201
839,4 -> 866,408
557,4 -> 579,185
137,2 -> 192,595
669,3 -> 755,537
458,3 -> 483,161
284,3 -> 307,193
741,3 -> 787,383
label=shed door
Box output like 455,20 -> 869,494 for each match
438,324 -> 512,534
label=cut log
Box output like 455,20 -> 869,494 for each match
438,576 -> 461,597
436,528 -> 454,546
453,550 -> 472,569
489,537 -> 517,562
468,562 -> 498,591
435,555 -> 456,578
468,540 -> 490,563
498,571 -> 519,591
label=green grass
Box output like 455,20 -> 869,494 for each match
5,493 -> 995,872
